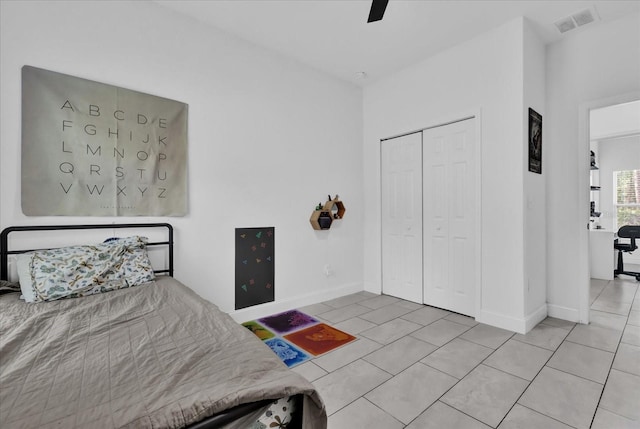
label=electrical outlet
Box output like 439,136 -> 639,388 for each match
324,264 -> 333,277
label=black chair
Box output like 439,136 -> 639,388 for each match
614,225 -> 640,281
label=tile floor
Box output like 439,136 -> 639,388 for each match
293,274 -> 640,428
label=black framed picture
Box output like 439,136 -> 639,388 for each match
528,108 -> 542,174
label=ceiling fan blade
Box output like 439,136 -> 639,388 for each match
367,0 -> 389,23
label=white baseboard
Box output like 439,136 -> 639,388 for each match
476,309 -> 528,335
228,282 -> 365,322
547,304 -> 580,323
524,304 -> 548,333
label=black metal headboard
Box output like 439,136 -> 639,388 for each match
0,223 -> 173,280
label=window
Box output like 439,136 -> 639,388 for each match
614,169 -> 640,229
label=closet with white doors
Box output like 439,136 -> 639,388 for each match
381,117 -> 477,316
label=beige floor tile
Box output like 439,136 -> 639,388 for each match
546,341 -> 614,384
364,336 -> 437,375
599,369 -> 640,420
518,367 -> 603,429
539,317 -> 576,331
512,323 -> 568,351
444,313 -> 478,327
360,317 -> 422,345
366,363 -> 457,425
591,407 -> 640,429
441,364 -> 528,427
401,306 -> 451,325
313,337 -> 382,372
498,404 -> 573,429
313,359 -> 391,415
589,309 -> 628,331
460,323 -> 515,349
420,338 -> 493,379
565,323 -> 622,353
627,310 -> 640,326
484,339 -> 553,381
612,342 -> 640,376
358,294 -> 400,310
291,361 -> 327,382
410,319 -> 471,346
359,303 -> 414,324
328,398 -> 403,429
323,293 -> 370,309
407,401 -> 491,429
622,324 -> 640,346
332,317 -> 377,335
317,303 -> 371,323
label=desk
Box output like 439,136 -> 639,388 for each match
590,229 -> 616,280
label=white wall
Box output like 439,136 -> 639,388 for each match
546,13 -> 640,322
523,20 -> 547,326
363,17 -> 539,333
0,0 -> 364,320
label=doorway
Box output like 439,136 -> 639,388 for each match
381,117 -> 478,316
579,93 -> 640,324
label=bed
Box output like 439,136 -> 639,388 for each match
0,223 -> 326,429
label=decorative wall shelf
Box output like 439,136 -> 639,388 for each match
310,196 -> 346,230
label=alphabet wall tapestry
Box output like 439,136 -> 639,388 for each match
21,66 -> 188,216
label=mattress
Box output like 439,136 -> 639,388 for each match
0,276 -> 326,428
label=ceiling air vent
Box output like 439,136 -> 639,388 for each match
554,7 -> 600,34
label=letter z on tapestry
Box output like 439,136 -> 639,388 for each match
21,65 -> 188,216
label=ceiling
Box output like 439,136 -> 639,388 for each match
157,0 -> 640,87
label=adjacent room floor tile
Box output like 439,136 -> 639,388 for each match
400,306 -> 450,326
420,338 -> 493,379
410,319 -> 471,346
621,324 -> 640,346
498,404 -> 573,429
612,342 -> 640,376
591,407 -> 639,429
459,323 -> 514,349
312,337 -> 382,372
441,364 -> 528,427
360,317 -> 422,345
483,339 -> 553,381
598,369 -> 640,421
589,309 -> 628,331
512,323 -> 568,351
406,401 -> 491,429
366,363 -> 457,425
359,303 -> 414,324
518,366 -> 603,429
313,359 -> 391,415
364,336 -> 437,375
546,341 -> 614,384
565,323 -> 622,352
328,398 -> 404,429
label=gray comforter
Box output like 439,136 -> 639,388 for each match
0,276 -> 326,428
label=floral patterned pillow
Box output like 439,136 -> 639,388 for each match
17,236 -> 155,303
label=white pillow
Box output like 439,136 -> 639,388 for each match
16,253 -> 36,302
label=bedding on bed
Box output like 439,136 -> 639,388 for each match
0,276 -> 326,429
16,236 -> 154,303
